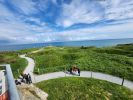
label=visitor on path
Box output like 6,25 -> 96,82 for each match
77,68 -> 80,76
15,80 -> 21,85
72,66 -> 78,75
69,68 -> 72,74
24,74 -> 28,84
68,65 -> 80,76
20,73 -> 26,83
20,73 -> 32,84
28,73 -> 32,84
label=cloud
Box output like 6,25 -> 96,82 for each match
56,0 -> 133,27
0,2 -> 52,44
57,0 -> 105,27
9,0 -> 38,15
0,18 -> 53,44
28,22 -> 133,43
105,0 -> 133,20
0,0 -> 133,45
0,3 -> 14,20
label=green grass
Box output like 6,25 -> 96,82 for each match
0,52 -> 28,78
29,45 -> 133,81
36,77 -> 133,100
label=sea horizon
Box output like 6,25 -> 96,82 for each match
0,38 -> 133,52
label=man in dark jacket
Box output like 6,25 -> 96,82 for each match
77,68 -> 80,76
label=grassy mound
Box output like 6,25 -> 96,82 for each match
0,52 -> 27,78
29,45 -> 133,81
36,77 -> 133,100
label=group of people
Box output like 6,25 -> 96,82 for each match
68,65 -> 80,76
15,73 -> 32,85
21,73 -> 32,84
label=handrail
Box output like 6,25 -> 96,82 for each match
0,64 -> 20,100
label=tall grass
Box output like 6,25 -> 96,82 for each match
0,52 -> 27,78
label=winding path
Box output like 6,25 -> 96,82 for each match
20,54 -> 133,90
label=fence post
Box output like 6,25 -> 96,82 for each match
65,65 -> 66,77
121,77 -> 124,86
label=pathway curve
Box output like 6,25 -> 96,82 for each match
19,54 -> 35,83
20,54 -> 133,90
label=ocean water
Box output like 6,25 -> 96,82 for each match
0,38 -> 133,51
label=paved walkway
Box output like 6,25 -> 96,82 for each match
20,54 -> 133,90
19,55 -> 35,83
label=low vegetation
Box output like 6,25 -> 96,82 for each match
0,52 -> 27,78
36,77 -> 133,100
29,44 -> 133,81
1,43 -> 133,81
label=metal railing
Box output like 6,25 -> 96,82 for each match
0,64 -> 20,100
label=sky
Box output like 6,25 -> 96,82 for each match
0,0 -> 133,45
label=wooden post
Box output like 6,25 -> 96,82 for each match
121,77 -> 124,86
65,65 -> 66,77
121,67 -> 126,86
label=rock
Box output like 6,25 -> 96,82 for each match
17,83 -> 48,100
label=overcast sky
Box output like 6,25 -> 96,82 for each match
0,0 -> 133,45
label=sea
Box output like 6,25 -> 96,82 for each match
0,38 -> 133,52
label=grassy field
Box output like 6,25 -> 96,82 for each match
0,51 -> 27,78
36,77 -> 133,100
29,44 -> 133,81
